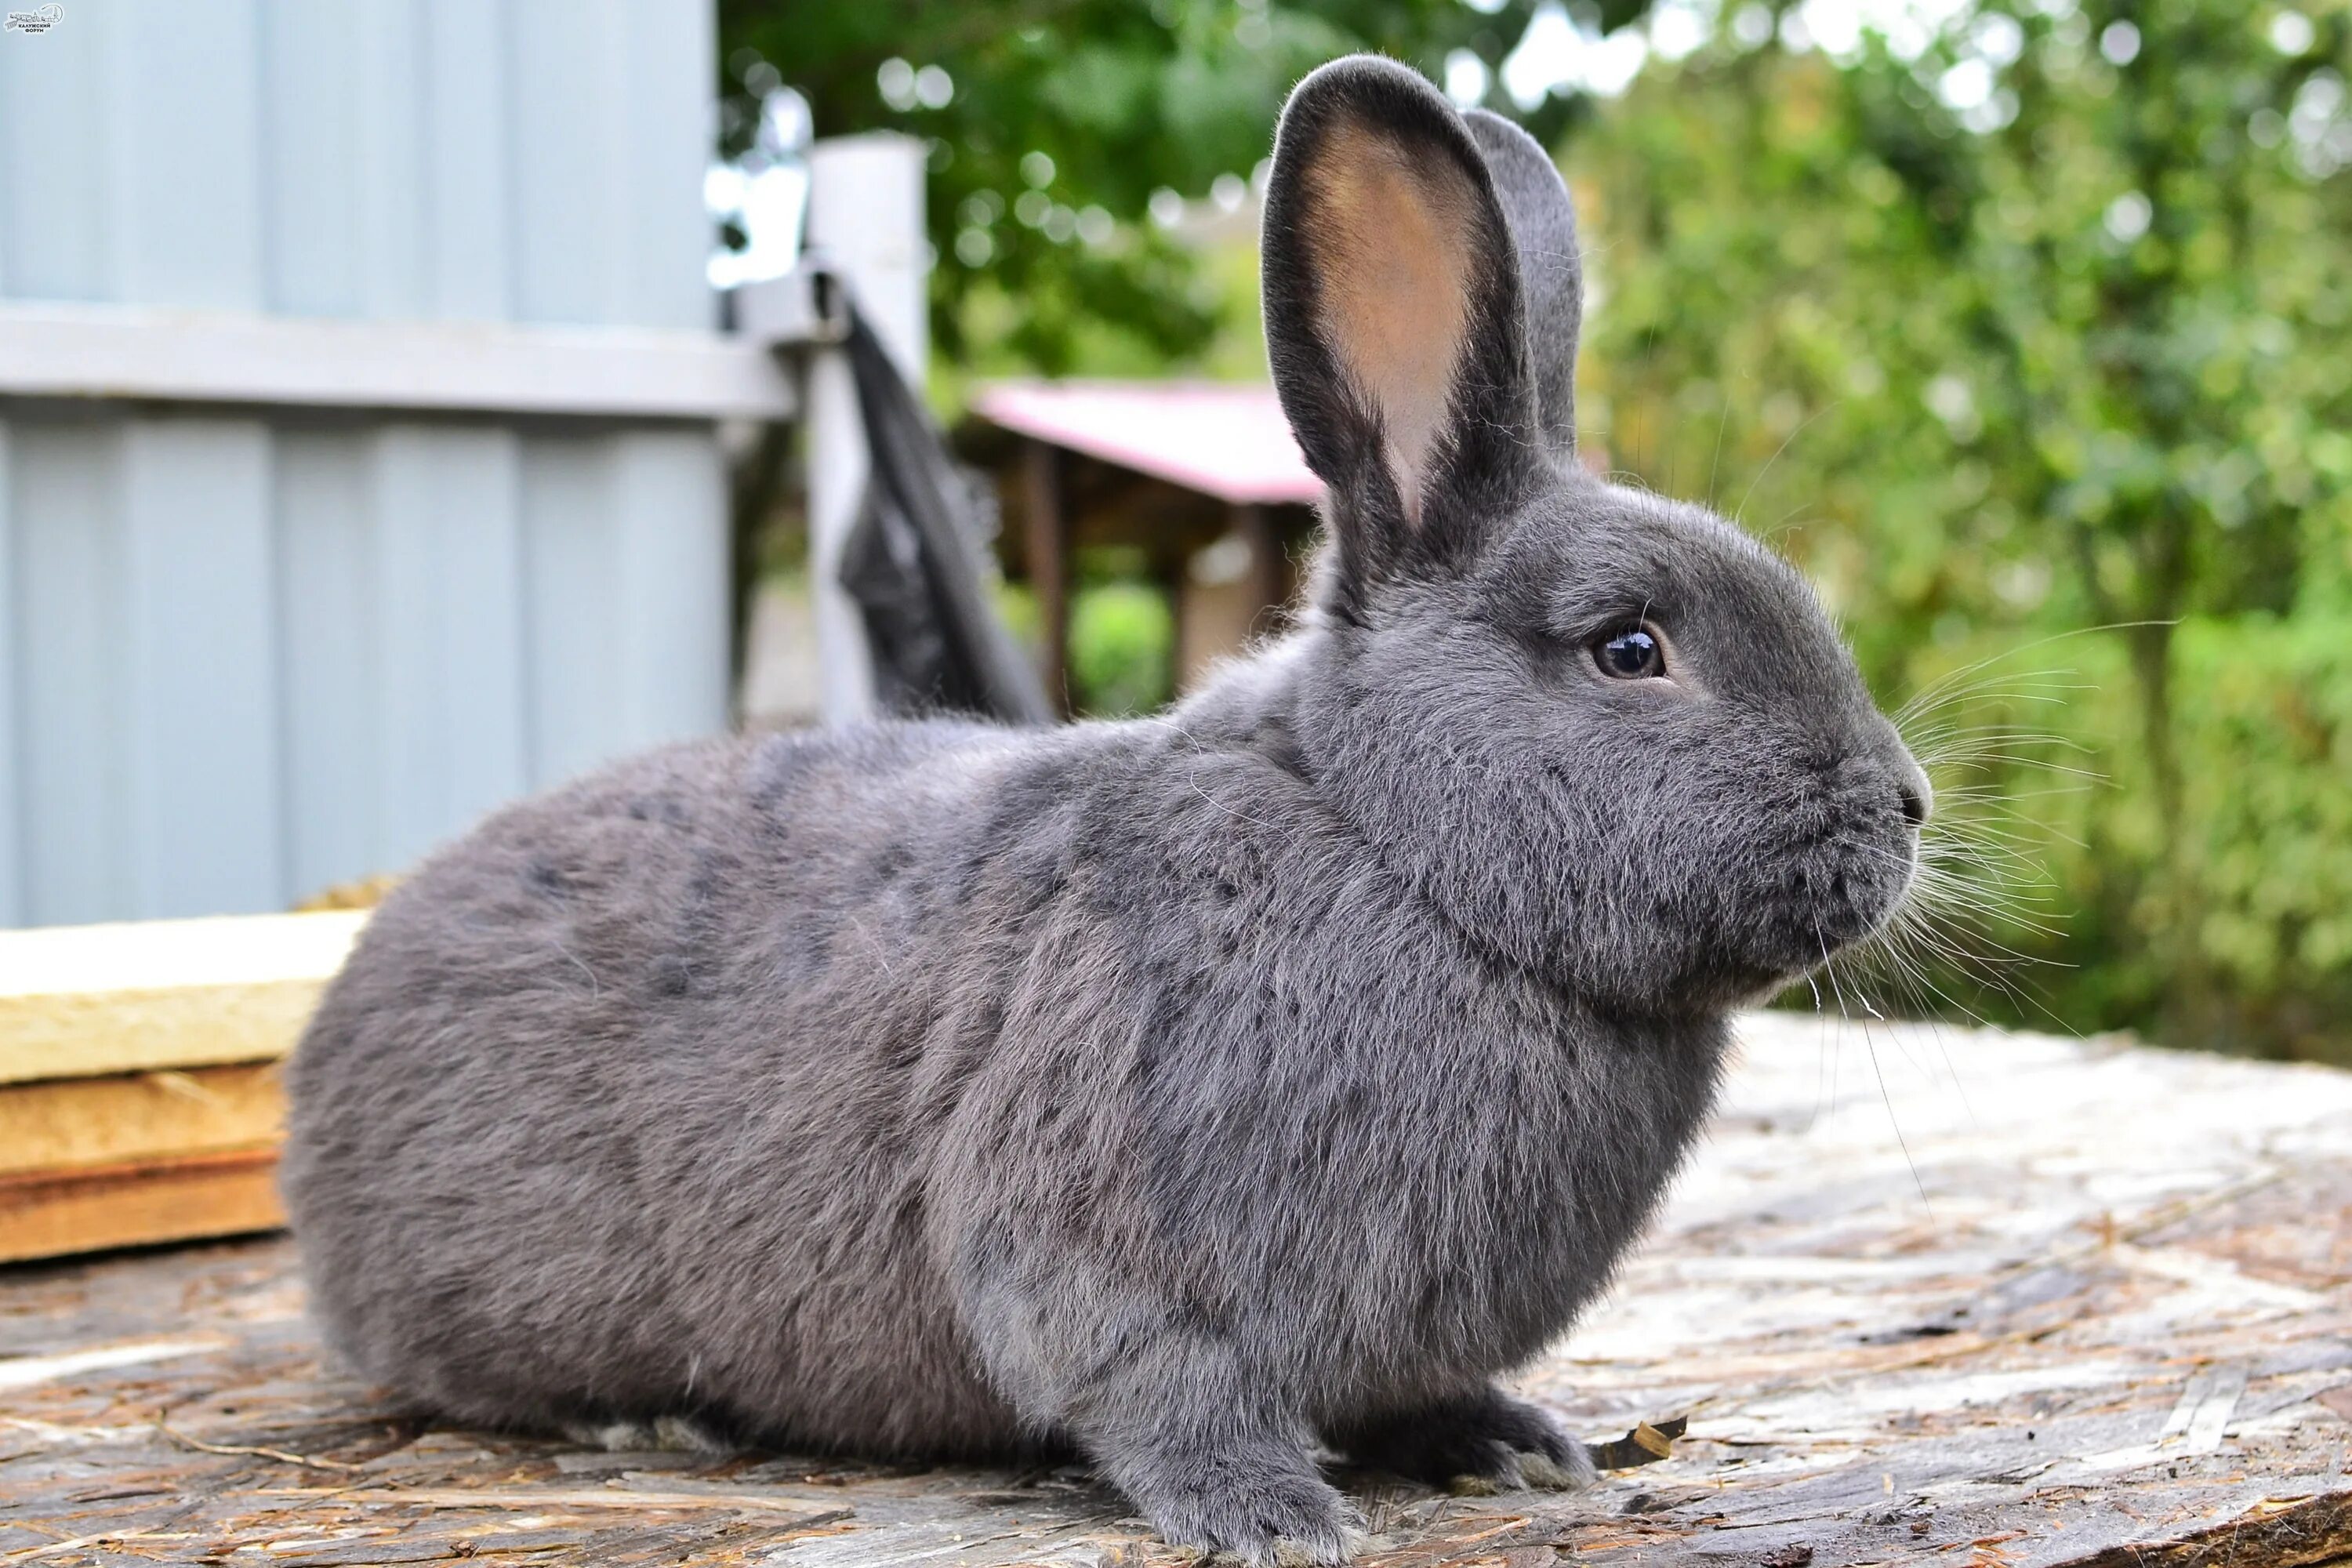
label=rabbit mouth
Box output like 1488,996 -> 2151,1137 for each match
1658,840 -> 1919,1012
1768,834 -> 1920,971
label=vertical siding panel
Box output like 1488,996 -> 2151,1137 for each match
107,0 -> 265,310
356,0 -> 430,318
521,437 -> 617,787
422,0 -> 514,321
260,2 -> 362,317
122,421 -> 284,916
372,427 -> 529,862
106,0 -> 280,916
612,431 -> 730,748
372,430 -> 449,862
13,420 -> 130,924
275,431 -> 381,897
619,0 -> 718,330
426,430 -> 532,833
0,0 -> 114,299
506,0 -> 630,324
0,423 -> 19,925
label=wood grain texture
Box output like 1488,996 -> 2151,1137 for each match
0,1147 -> 282,1265
0,1062 -> 284,1178
0,909 -> 362,1083
1,1014 -> 2347,1566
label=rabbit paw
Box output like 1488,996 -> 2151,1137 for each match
1144,1461 -> 1364,1566
1335,1387 -> 1595,1494
559,1414 -> 732,1456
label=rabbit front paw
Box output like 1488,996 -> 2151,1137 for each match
1105,1435 -> 1363,1566
1143,1476 -> 1355,1568
1332,1387 -> 1595,1494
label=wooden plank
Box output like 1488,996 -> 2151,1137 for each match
1025,438 -> 1071,716
0,1147 -> 282,1265
0,1062 -> 283,1178
0,909 -> 364,1083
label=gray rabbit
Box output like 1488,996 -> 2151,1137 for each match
281,55 -> 1928,1566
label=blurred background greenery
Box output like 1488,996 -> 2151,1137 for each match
720,0 -> 2352,1065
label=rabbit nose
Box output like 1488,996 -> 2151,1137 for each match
1896,757 -> 1933,827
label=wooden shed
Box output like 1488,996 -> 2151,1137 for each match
970,381 -> 1323,710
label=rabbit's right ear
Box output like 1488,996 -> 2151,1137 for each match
1261,57 -> 1541,603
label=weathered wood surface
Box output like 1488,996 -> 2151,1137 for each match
0,1148 -> 285,1269
2,1014 -> 2348,1566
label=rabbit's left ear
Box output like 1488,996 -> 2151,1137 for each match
1463,108 -> 1581,459
1261,57 -> 1540,591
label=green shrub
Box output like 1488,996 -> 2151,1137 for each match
1068,582 -> 1175,717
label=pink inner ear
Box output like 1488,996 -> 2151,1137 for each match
1303,122 -> 1477,527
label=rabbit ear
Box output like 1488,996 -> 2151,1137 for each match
1261,56 -> 1539,595
1462,108 -> 1581,458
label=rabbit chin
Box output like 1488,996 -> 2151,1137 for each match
1744,837 -> 1922,996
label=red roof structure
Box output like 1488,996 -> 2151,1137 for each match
971,381 -> 1323,506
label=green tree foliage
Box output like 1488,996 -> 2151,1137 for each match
1068,578 -> 1181,716
717,0 -> 1645,372
1573,1 -> 2352,1058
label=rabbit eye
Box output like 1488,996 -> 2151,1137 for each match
1594,624 -> 1666,680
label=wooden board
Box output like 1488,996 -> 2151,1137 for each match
0,1147 -> 283,1265
0,1063 -> 285,1178
1,1013 -> 2348,1566
0,1063 -> 288,1263
0,911 -> 363,1084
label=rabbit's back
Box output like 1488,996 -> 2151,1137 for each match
281,720 -> 1047,1454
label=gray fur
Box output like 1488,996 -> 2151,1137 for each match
281,56 -> 1926,1566
1463,107 -> 1584,456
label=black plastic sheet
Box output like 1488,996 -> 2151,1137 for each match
835,306 -> 1054,727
